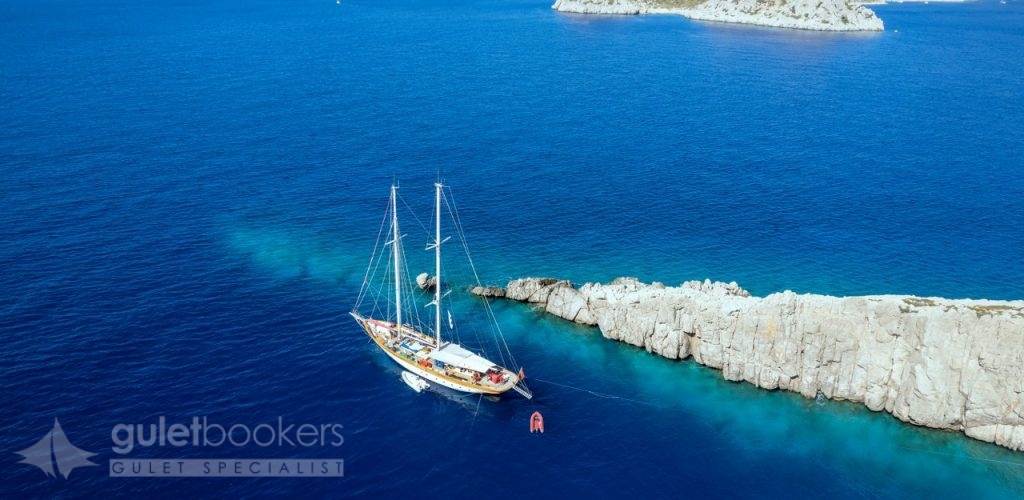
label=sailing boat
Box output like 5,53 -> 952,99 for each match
350,182 -> 532,399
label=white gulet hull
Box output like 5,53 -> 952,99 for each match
382,342 -> 490,394
351,312 -> 521,396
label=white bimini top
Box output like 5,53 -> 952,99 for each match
429,343 -> 497,373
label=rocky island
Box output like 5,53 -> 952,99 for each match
473,277 -> 1024,451
553,0 -> 885,32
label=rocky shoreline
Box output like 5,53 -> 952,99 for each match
552,0 -> 885,32
473,277 -> 1024,451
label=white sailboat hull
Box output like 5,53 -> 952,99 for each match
350,183 -> 532,400
353,313 -> 518,396
391,351 -> 488,394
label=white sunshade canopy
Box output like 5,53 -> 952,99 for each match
430,343 -> 497,373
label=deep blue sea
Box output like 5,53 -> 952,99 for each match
2,0 -> 1024,497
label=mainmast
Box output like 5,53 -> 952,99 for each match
391,184 -> 402,335
433,182 -> 442,348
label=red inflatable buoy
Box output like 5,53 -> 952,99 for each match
530,411 -> 544,434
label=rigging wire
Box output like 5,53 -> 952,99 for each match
444,186 -> 523,381
457,394 -> 484,461
363,218 -> 394,320
399,236 -> 428,331
397,190 -> 431,241
354,194 -> 392,311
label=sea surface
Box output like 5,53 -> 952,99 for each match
2,0 -> 1023,497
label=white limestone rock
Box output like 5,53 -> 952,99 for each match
552,0 -> 647,15
497,277 -> 1024,451
506,277 -> 574,304
416,272 -> 436,291
675,0 -> 884,31
470,285 -> 506,298
546,283 -> 595,325
552,0 -> 884,32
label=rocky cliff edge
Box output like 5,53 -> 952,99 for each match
474,277 -> 1024,451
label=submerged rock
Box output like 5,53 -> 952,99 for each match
496,276 -> 1024,451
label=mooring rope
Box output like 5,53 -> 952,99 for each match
531,378 -> 666,409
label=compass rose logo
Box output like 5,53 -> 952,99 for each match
15,418 -> 97,480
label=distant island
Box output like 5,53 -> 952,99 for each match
472,277 -> 1024,451
552,0 -> 889,32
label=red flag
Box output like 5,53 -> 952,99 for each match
518,367 -> 526,380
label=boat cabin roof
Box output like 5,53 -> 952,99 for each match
429,343 -> 497,373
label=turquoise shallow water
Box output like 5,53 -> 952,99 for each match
2,0 -> 1023,497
